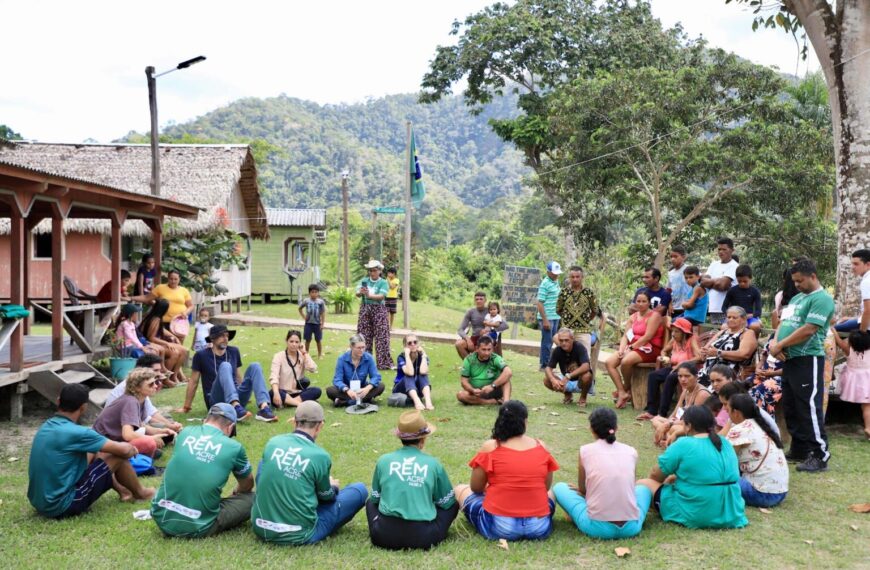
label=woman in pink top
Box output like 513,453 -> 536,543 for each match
553,408 -> 652,539
637,318 -> 701,421
606,292 -> 664,409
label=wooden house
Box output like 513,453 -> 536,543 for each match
0,142 -> 268,306
250,208 -> 326,302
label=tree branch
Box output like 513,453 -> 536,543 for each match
783,0 -> 838,84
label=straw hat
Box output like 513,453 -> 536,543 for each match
394,410 -> 436,440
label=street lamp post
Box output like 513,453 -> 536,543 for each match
145,55 -> 206,197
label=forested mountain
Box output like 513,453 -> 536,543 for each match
151,93 -> 531,210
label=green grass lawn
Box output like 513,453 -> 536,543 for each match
1,326 -> 868,569
242,300 -> 543,341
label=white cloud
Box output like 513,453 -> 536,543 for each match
0,0 -> 821,143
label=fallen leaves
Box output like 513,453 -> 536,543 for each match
803,540 -> 814,545
614,547 -> 631,558
8,457 -> 19,462
848,503 -> 870,513
330,422 -> 342,428
547,422 -> 558,426
497,538 -> 509,551
850,524 -> 859,531
549,411 -> 560,416
437,417 -> 452,423
759,508 -> 773,514
567,427 -> 578,431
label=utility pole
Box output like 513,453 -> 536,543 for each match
403,122 -> 412,329
146,66 -> 160,197
341,171 -> 350,287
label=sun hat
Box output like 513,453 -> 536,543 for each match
671,317 -> 694,336
546,261 -> 563,275
206,324 -> 236,343
394,410 -> 436,440
364,259 -> 383,270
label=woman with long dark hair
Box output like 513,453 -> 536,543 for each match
639,405 -> 747,529
139,299 -> 188,385
268,329 -> 322,408
454,400 -> 559,541
726,394 -> 788,507
553,408 -> 651,539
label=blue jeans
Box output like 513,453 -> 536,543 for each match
393,374 -> 431,396
834,318 -> 859,333
306,483 -> 368,544
208,361 -> 270,409
553,482 -> 651,540
462,492 -> 554,541
538,318 -> 561,369
738,478 -> 787,508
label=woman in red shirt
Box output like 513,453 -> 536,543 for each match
454,400 -> 559,541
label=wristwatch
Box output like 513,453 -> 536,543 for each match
717,349 -> 723,358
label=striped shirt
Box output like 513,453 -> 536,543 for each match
537,276 -> 561,320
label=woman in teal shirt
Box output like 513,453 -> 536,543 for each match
639,405 -> 747,529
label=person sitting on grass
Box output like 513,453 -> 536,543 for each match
298,284 -> 326,358
708,364 -> 738,428
269,329 -> 322,409
606,292 -> 664,409
650,362 -> 710,448
151,403 -> 255,537
721,264 -> 763,333
456,335 -> 513,406
542,328 -> 592,407
104,354 -> 182,433
455,400 -> 559,541
28,384 -> 155,518
252,401 -> 368,545
637,317 -> 701,421
93,368 -> 177,460
366,410 -> 458,550
725,394 -> 789,508
553,408 -> 652,540
638,405 -> 748,529
389,334 -> 434,410
178,324 -> 277,423
326,334 -> 385,407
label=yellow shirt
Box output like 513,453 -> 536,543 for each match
386,277 -> 400,299
152,284 -> 192,322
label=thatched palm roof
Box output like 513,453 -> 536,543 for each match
0,141 -> 268,238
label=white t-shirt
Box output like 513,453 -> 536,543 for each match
706,259 -> 739,314
193,321 -> 213,349
860,271 -> 870,316
105,381 -> 158,422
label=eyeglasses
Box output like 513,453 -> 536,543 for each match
407,340 -> 418,345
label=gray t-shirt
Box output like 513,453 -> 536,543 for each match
93,394 -> 147,441
303,298 -> 326,325
458,307 -> 508,338
106,381 -> 158,420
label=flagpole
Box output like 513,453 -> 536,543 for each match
403,121 -> 412,329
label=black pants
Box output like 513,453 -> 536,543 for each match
366,499 -> 459,550
326,383 -> 385,405
781,356 -> 829,461
645,367 -> 678,417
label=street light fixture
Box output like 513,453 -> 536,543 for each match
145,55 -> 206,196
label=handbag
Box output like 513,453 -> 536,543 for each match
286,351 -> 312,392
169,315 -> 189,337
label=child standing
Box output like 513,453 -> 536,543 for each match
681,266 -> 708,335
385,267 -> 400,327
831,329 -> 870,439
483,301 -> 503,342
668,245 -> 691,318
135,253 -> 157,297
191,308 -> 213,352
722,264 -> 763,333
299,284 -> 326,358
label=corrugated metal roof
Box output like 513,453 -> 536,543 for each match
266,208 -> 326,227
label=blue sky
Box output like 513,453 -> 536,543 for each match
0,0 -> 819,143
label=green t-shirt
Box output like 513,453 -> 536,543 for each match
357,277 -> 389,305
151,424 -> 251,537
28,416 -> 107,517
776,288 -> 835,358
370,446 -> 455,522
537,276 -> 561,320
460,353 -> 507,389
658,436 -> 747,529
251,432 -> 336,545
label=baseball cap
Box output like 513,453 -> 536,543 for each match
295,400 -> 325,423
121,303 -> 142,318
208,403 -> 238,424
547,261 -> 563,275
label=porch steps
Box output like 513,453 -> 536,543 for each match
57,369 -> 95,384
27,363 -> 116,420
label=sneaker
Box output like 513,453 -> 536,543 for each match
255,406 -> 278,422
234,404 -> 253,422
796,454 -> 828,473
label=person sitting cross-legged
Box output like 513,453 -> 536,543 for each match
28,384 -> 155,518
456,336 -> 513,405
326,334 -> 385,407
542,328 -> 592,407
366,411 -> 459,550
389,334 -> 434,410
104,354 -> 182,433
553,408 -> 652,539
151,403 -> 255,537
252,401 -> 368,545
178,324 -> 277,423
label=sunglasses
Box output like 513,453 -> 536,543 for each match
407,340 -> 418,345
145,381 -> 158,387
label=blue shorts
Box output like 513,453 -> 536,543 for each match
462,492 -> 554,541
303,322 -> 322,342
738,478 -> 787,508
57,459 -> 114,518
747,317 -> 761,327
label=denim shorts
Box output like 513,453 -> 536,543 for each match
738,478 -> 787,508
462,492 -> 554,541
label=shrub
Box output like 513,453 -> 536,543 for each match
325,286 -> 356,314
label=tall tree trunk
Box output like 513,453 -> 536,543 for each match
788,0 -> 870,314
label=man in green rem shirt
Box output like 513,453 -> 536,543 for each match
456,336 -> 513,405
366,410 -> 458,550
769,259 -> 835,473
252,401 -> 368,545
151,403 -> 254,537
